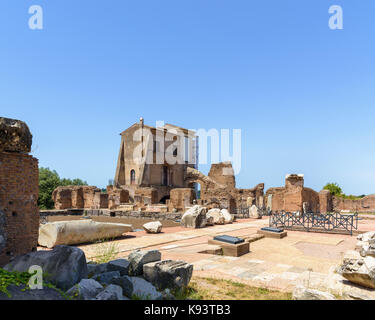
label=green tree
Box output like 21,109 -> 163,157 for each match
38,167 -> 88,210
60,178 -> 87,186
323,182 -> 343,196
38,168 -> 61,210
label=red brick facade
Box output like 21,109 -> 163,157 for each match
265,174 -> 320,213
0,152 -> 39,266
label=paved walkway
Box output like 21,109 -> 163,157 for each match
77,216 -> 375,297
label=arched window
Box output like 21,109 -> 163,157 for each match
130,170 -> 136,185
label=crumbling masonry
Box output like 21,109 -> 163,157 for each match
0,118 -> 39,266
52,162 -> 264,214
51,118 -> 375,215
52,119 -> 265,214
265,174 -> 375,214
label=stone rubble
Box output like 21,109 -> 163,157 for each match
337,250 -> 375,289
92,271 -> 121,284
181,205 -> 207,228
206,209 -> 225,225
128,249 -> 162,276
66,279 -> 104,300
107,259 -> 130,275
87,262 -> 108,277
143,221 -> 163,234
109,275 -> 134,298
95,284 -> 123,300
129,277 -> 163,300
292,285 -> 336,300
249,205 -> 261,219
220,209 -> 234,224
4,245 -> 88,291
2,246 -> 193,300
143,260 -> 193,291
356,231 -> 375,257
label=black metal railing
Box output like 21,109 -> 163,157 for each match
235,206 -> 249,218
269,212 -> 359,235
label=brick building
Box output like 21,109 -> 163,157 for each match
114,118 -> 199,203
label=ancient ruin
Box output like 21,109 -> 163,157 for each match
185,162 -> 264,213
48,120 -> 375,221
114,119 -> 198,204
265,174 -> 320,214
51,161 -> 264,216
52,186 -> 108,210
265,174 -> 375,214
50,120 -> 265,217
0,117 -> 39,266
2,117 -> 375,302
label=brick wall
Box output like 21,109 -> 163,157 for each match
0,152 -> 39,266
302,188 -> 320,213
52,187 -> 72,209
134,187 -> 158,206
107,186 -> 129,209
319,190 -> 332,213
208,162 -> 236,189
169,188 -> 195,211
265,175 -> 320,213
332,195 -> 375,213
52,186 -> 105,209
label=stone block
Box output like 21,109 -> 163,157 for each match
208,239 -> 250,257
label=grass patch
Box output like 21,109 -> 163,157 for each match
92,239 -> 120,264
175,277 -> 291,300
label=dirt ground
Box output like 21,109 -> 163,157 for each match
45,215 -> 180,230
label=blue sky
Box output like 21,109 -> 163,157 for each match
1,1 -> 374,194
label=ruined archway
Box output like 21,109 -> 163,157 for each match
185,166 -> 265,214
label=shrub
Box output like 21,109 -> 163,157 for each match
323,183 -> 343,196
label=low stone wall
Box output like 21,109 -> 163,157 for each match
332,195 -> 375,213
110,211 -> 182,221
40,209 -> 182,222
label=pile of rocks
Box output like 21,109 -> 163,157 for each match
2,245 -> 193,300
206,208 -> 233,225
337,231 -> 375,289
356,231 -> 375,257
181,205 -> 234,228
